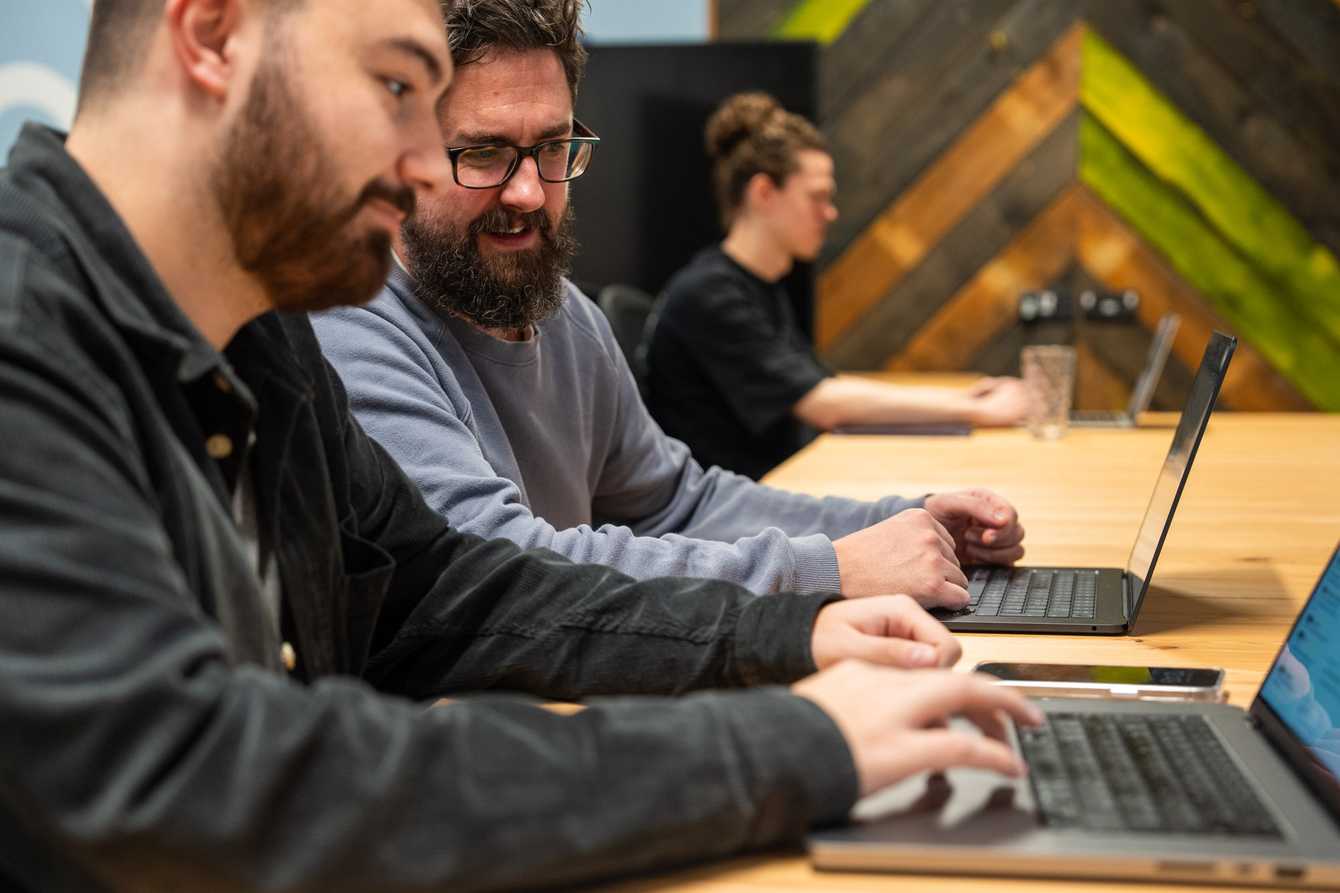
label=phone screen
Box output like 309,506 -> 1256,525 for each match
978,663 -> 1222,688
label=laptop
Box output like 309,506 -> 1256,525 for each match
1072,313 -> 1181,427
810,543 -> 1340,888
932,331 -> 1235,635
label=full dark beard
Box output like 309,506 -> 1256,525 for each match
211,42 -> 415,314
400,204 -> 577,331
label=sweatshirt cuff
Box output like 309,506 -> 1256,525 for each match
788,534 -> 842,593
879,493 -> 926,519
731,590 -> 841,686
717,687 -> 862,837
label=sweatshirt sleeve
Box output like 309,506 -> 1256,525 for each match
314,298 -> 915,594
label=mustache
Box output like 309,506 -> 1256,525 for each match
357,179 -> 416,220
468,207 -> 551,237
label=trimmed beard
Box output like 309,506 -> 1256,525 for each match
211,40 -> 415,314
400,203 -> 578,332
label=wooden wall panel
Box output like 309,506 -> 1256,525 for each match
825,112 -> 1078,369
1085,0 -> 1340,256
821,0 -> 1076,265
712,0 -> 1334,411
817,23 -> 1081,348
886,187 -> 1081,372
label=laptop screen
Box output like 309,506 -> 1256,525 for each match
1125,314 -> 1180,417
1260,545 -> 1340,801
1124,333 -> 1234,616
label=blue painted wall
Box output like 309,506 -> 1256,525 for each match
0,0 -> 90,154
584,0 -> 710,43
0,0 -> 709,154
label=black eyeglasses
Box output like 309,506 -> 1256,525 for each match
445,119 -> 600,189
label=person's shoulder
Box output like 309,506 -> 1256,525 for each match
0,227 -> 95,344
658,246 -> 755,326
313,275 -> 427,344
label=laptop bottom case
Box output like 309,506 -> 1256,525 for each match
808,700 -> 1340,888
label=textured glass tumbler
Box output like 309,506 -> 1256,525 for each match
1022,345 -> 1076,440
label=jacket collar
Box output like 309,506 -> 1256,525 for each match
6,123 -> 228,385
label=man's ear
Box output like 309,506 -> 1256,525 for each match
743,171 -> 776,211
165,0 -> 245,100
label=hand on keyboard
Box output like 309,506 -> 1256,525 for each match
794,665 -> 1044,797
833,509 -> 971,608
925,489 -> 1026,566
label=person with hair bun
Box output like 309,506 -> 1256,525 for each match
646,92 -> 1032,481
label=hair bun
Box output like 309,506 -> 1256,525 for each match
705,92 -> 782,159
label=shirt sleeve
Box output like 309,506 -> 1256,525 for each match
586,300 -> 925,593
0,243 -> 859,891
661,270 -> 831,436
316,302 -> 849,593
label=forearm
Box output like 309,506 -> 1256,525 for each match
5,620 -> 855,891
367,524 -> 842,698
794,375 -> 980,429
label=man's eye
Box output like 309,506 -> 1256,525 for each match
384,78 -> 410,98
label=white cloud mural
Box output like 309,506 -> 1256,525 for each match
0,61 -> 77,129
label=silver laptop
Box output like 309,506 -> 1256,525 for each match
933,331 -> 1234,635
1072,313 -> 1181,427
810,543 -> 1340,888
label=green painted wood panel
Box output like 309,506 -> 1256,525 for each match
1082,29 -> 1340,350
774,0 -> 873,44
1080,113 -> 1340,410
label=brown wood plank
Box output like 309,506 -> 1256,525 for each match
714,0 -> 794,39
1249,0 -> 1340,87
1154,0 -> 1340,195
885,186 -> 1081,372
823,111 -> 1078,370
1073,187 -> 1313,411
816,22 -> 1082,349
1084,0 -> 1340,256
1075,338 -> 1130,413
821,0 -> 1078,265
819,0 -> 940,118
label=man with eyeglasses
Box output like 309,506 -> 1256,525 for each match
314,0 -> 1028,607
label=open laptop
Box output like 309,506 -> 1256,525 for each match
810,542 -> 1340,888
1072,313 -> 1181,427
932,331 -> 1235,635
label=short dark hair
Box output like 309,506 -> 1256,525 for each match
705,91 -> 828,229
75,0 -> 303,114
442,0 -> 588,98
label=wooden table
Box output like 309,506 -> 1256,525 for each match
604,412 -> 1340,893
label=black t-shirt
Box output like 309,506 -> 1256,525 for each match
646,245 -> 831,480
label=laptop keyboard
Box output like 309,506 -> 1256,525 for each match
952,567 -> 1098,619
1017,713 -> 1281,837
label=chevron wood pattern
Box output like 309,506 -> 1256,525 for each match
817,23 -> 1082,348
714,0 -> 1339,411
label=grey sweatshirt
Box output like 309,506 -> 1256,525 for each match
313,268 -> 920,593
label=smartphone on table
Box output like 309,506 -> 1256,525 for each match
973,661 -> 1226,702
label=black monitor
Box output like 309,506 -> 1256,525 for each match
572,41 -> 819,336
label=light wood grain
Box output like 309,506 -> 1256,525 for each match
601,410 -> 1340,893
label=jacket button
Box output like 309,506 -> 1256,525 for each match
280,641 -> 297,672
206,434 -> 234,459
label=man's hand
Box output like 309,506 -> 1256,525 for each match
833,509 -> 970,608
924,488 -> 1025,566
966,376 -> 1032,427
794,663 -> 1044,796
811,595 -> 961,671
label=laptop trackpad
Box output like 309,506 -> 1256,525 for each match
847,723 -> 1038,844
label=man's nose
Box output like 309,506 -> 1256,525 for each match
500,156 -> 546,213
